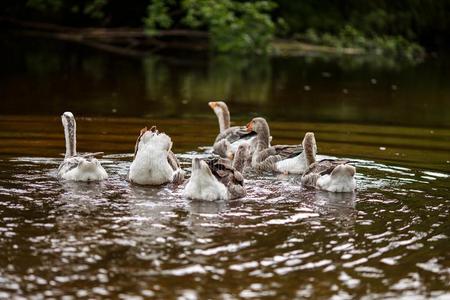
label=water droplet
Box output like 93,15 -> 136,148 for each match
304,85 -> 311,91
342,89 -> 348,94
371,78 -> 377,84
379,147 -> 386,151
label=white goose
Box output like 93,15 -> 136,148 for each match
300,133 -> 356,192
184,143 -> 249,201
57,112 -> 108,181
128,126 -> 185,185
209,101 -> 257,158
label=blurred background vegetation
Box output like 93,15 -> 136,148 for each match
1,0 -> 450,59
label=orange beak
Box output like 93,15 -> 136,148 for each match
246,122 -> 253,132
208,102 -> 217,109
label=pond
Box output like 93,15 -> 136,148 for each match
0,36 -> 449,299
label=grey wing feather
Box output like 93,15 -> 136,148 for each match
254,155 -> 283,172
303,159 -> 350,177
57,156 -> 83,177
207,157 -> 245,194
301,159 -> 348,187
167,151 -> 185,183
167,150 -> 181,171
255,144 -> 303,164
272,144 -> 303,159
215,126 -> 256,144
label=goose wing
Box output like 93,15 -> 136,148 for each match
167,150 -> 181,171
207,157 -> 244,187
304,159 -> 350,176
256,144 -> 303,163
215,126 -> 256,144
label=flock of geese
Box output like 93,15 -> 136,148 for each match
57,102 -> 356,201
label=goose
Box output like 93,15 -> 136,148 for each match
301,161 -> 356,192
57,112 -> 108,181
300,133 -> 356,192
245,117 -> 304,173
209,101 -> 257,158
128,126 -> 185,185
183,143 -> 249,201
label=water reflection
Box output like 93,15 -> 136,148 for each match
1,36 -> 450,127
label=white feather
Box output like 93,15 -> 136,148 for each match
129,132 -> 177,185
316,173 -> 356,192
184,164 -> 228,201
275,151 -> 309,174
58,157 -> 108,182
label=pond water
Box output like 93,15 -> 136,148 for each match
0,36 -> 449,299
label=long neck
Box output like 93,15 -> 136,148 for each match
304,141 -> 316,166
216,108 -> 230,133
233,149 -> 247,173
64,118 -> 77,158
255,124 -> 270,151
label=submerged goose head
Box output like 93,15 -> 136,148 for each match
302,132 -> 317,166
208,101 -> 230,133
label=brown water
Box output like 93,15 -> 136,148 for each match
0,36 -> 450,299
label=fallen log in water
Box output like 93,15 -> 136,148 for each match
0,17 -> 210,56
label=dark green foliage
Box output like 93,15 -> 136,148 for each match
1,0 -> 449,55
301,26 -> 425,61
145,0 -> 276,54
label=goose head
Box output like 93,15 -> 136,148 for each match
208,101 -> 228,115
208,101 -> 230,132
246,117 -> 270,148
302,132 -> 317,166
246,117 -> 268,134
61,111 -> 75,129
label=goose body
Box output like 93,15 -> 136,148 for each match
297,132 -> 356,192
301,160 -> 356,192
184,144 -> 248,201
129,127 -> 185,185
184,158 -> 229,201
209,101 -> 258,158
57,112 -> 108,182
246,117 -> 304,173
